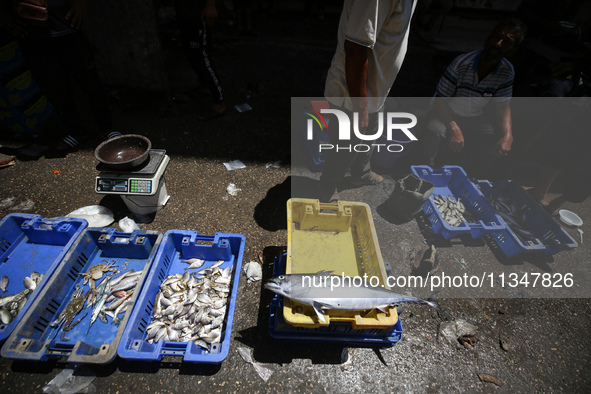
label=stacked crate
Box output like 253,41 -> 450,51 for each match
269,199 -> 403,346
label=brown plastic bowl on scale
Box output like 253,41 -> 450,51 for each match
94,134 -> 152,170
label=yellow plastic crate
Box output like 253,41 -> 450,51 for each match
284,198 -> 398,329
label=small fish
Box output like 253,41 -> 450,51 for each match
30,271 -> 43,284
87,273 -> 115,333
0,276 -> 8,294
0,308 -> 13,324
23,277 -> 36,291
183,258 -> 205,270
211,260 -> 225,269
110,276 -> 139,293
111,300 -> 133,325
265,273 -> 451,323
433,194 -> 472,227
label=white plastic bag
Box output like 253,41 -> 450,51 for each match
119,216 -> 140,232
42,365 -> 96,394
237,347 -> 273,382
243,261 -> 262,283
227,183 -> 242,196
223,160 -> 246,171
67,205 -> 114,227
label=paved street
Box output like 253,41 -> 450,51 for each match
1,3 -> 590,392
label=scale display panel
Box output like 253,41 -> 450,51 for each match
95,153 -> 169,196
96,178 -> 153,194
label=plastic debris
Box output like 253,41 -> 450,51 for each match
67,205 -> 114,227
265,161 -> 281,169
234,103 -> 252,113
243,261 -> 262,283
119,216 -> 140,232
42,365 -> 97,394
223,160 -> 246,171
0,156 -> 16,168
227,183 -> 242,197
237,347 -> 273,383
11,199 -> 35,211
340,347 -> 354,371
0,197 -> 16,210
453,257 -> 467,270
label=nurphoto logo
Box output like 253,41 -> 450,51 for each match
305,108 -> 418,153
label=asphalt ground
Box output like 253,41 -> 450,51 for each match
1,4 -> 590,393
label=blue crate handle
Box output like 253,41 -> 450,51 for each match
96,229 -> 156,259
179,232 -> 233,262
19,216 -> 84,246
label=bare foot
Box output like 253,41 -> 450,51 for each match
541,195 -> 567,215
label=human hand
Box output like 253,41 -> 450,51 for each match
447,122 -> 464,153
66,0 -> 88,29
201,3 -> 218,27
493,135 -> 512,157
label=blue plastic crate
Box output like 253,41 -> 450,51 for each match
411,165 -> 505,239
117,230 -> 245,363
1,228 -> 162,364
0,214 -> 88,344
268,254 -> 402,346
477,180 -> 578,258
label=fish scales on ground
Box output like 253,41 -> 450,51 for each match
265,273 -> 452,322
144,261 -> 233,350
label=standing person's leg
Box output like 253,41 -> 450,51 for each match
318,109 -> 356,202
19,37 -> 87,148
349,111 -> 383,185
318,107 -> 382,202
177,16 -> 226,119
64,32 -> 116,139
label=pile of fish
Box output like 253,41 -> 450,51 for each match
145,258 -> 232,351
48,261 -> 143,339
0,272 -> 44,324
432,194 -> 473,227
487,195 -> 537,242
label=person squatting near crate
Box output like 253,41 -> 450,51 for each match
414,18 -> 527,180
521,98 -> 591,214
0,0 -> 120,153
318,0 -> 417,203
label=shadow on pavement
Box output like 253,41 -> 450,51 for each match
235,245 -> 344,366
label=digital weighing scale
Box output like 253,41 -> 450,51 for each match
95,149 -> 170,216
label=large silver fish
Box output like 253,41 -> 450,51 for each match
265,273 -> 451,322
